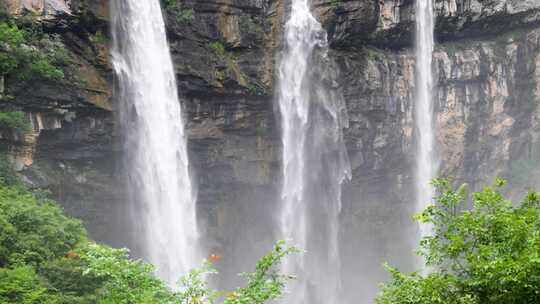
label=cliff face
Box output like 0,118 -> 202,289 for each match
2,0 -> 540,301
0,0 -> 120,246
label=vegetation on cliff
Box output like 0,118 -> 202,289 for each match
161,0 -> 194,25
0,17 -> 66,83
377,179 -> 540,304
0,111 -> 31,134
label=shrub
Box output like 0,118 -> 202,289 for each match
27,57 -> 64,80
0,111 -> 31,134
0,177 -> 297,303
223,240 -> 297,304
209,41 -> 226,56
0,22 -> 25,46
39,256 -> 102,301
0,266 -> 49,304
173,7 -> 194,24
376,179 -> 540,304
0,20 -> 65,81
0,185 -> 86,267
177,241 -> 297,304
0,154 -> 19,186
247,83 -> 265,96
162,0 -> 195,24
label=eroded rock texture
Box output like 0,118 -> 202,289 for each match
2,0 -> 540,302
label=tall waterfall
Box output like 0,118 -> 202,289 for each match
414,0 -> 437,262
277,0 -> 350,302
111,0 -> 199,285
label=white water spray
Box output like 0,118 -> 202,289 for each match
415,0 -> 437,265
111,0 -> 200,285
277,0 -> 350,302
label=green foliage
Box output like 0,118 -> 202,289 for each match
0,183 -> 172,303
162,0 -> 177,8
0,185 -> 86,268
378,266 -> 476,304
0,111 -> 31,134
91,30 -> 108,45
330,0 -> 343,8
0,22 -> 25,46
78,241 -> 297,304
177,262 -> 219,304
223,240 -> 297,304
39,256 -> 102,301
0,183 -> 92,303
364,47 -> 385,62
174,8 -> 195,24
0,266 -> 49,303
26,57 -> 64,80
0,154 -> 19,186
162,0 -> 195,24
177,241 -> 297,304
209,41 -> 226,56
377,179 -> 540,304
246,83 -> 265,96
0,178 -> 297,303
0,22 -> 24,75
79,243 -> 175,304
0,20 -> 65,81
0,52 -> 18,76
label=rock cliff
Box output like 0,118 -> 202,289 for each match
2,0 -> 540,301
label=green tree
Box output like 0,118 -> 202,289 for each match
0,111 -> 32,134
0,185 -> 85,268
176,241 -> 297,304
0,266 -> 49,304
78,243 -> 177,304
0,178 -> 297,303
377,179 -> 540,304
0,20 -> 64,81
223,240 -> 296,304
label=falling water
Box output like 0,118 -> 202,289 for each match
277,0 -> 350,302
414,0 -> 437,265
111,0 -> 199,285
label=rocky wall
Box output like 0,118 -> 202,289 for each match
2,0 -> 540,301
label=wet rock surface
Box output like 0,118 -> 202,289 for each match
2,0 -> 540,301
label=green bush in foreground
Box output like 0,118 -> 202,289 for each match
0,185 -> 85,268
377,179 -> 540,304
0,173 -> 296,303
0,266 -> 47,303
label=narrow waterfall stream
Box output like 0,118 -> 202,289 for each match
414,0 -> 437,265
111,0 -> 200,285
277,0 -> 351,302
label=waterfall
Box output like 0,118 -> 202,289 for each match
111,0 -> 200,285
277,0 -> 351,302
414,0 -> 437,266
